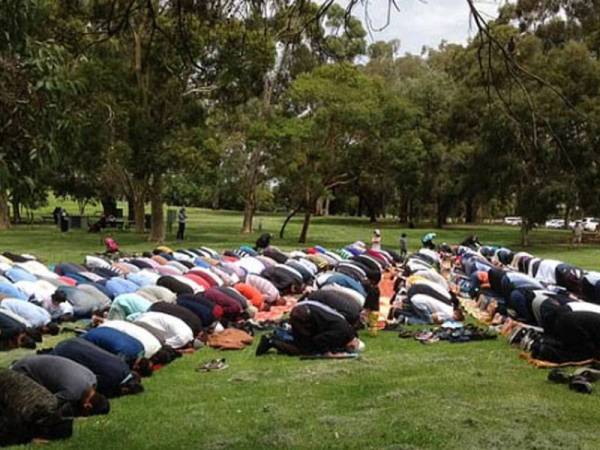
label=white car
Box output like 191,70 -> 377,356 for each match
545,219 -> 565,229
582,217 -> 600,232
569,218 -> 599,232
503,216 -> 522,226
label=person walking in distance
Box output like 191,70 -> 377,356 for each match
177,206 -> 187,240
399,233 -> 408,260
573,221 -> 583,246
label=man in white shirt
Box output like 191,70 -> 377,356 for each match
133,312 -> 193,349
40,290 -> 74,322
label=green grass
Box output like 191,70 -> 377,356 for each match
3,209 -> 600,449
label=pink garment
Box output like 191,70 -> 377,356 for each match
156,265 -> 182,276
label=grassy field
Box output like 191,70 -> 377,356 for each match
2,209 -> 600,449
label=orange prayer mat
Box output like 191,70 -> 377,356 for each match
254,296 -> 298,323
519,352 -> 597,369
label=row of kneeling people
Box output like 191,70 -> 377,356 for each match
0,242 -> 398,445
453,244 -> 600,363
383,248 -> 465,325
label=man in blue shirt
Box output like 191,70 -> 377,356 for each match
82,327 -> 144,364
0,282 -> 28,300
321,273 -> 366,297
105,277 -> 139,297
0,298 -> 59,335
4,267 -> 37,283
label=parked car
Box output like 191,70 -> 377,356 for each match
568,218 -> 600,232
503,216 -> 522,226
582,217 -> 600,232
545,218 -> 565,229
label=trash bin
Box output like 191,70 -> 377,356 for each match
144,214 -> 152,231
70,215 -> 82,229
60,216 -> 70,232
167,209 -> 176,233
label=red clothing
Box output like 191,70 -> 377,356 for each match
184,273 -> 212,290
234,283 -> 264,309
203,288 -> 242,319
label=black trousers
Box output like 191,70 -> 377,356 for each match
177,223 -> 185,240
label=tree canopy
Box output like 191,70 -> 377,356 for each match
1,0 -> 599,245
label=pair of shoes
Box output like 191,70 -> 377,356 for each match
574,368 -> 600,382
398,329 -> 413,339
508,327 -> 526,346
196,358 -> 228,372
569,376 -> 593,394
548,368 -> 571,384
519,329 -> 540,352
414,331 -> 434,341
255,334 -> 273,356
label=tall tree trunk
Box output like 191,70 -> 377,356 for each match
299,190 -> 313,244
357,194 -> 364,217
279,207 -> 299,239
241,188 -> 256,234
563,203 -> 572,230
436,198 -> 448,228
299,209 -> 312,244
149,177 -> 165,242
133,195 -> 145,233
324,197 -> 330,216
0,191 -> 10,229
520,222 -> 530,246
465,196 -> 477,224
101,196 -> 118,217
78,200 -> 87,216
11,199 -> 20,223
127,197 -> 135,221
368,208 -> 377,223
315,197 -> 323,216
398,197 -> 408,223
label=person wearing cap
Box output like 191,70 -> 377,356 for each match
371,229 -> 382,251
421,232 -> 437,250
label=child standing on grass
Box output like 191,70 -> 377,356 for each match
399,233 -> 408,260
371,229 -> 382,251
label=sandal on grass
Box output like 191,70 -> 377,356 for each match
574,368 -> 600,382
196,359 -> 228,372
548,368 -> 571,384
569,376 -> 593,394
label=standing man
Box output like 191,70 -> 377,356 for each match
573,221 -> 583,246
399,233 -> 408,260
177,206 -> 187,240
